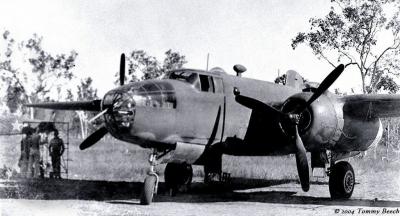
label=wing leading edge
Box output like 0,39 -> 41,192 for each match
341,94 -> 400,118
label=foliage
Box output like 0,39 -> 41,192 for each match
117,49 -> 187,84
292,0 -> 400,94
334,88 -> 348,95
274,74 -> 286,85
0,30 -> 78,116
273,72 -> 308,86
77,77 -> 98,101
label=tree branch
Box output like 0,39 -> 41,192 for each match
318,51 -> 336,68
345,62 -> 358,68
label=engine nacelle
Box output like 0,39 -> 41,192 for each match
280,92 -> 343,151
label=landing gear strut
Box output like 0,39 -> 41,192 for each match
329,161 -> 355,199
140,152 -> 159,205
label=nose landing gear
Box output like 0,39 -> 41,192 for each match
140,152 -> 159,205
139,149 -> 195,205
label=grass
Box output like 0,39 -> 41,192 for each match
1,135 -> 399,183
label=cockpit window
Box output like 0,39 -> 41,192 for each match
128,82 -> 176,109
165,70 -> 221,93
165,71 -> 200,90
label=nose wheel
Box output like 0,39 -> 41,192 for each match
140,152 -> 159,205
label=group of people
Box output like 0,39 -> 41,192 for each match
19,126 -> 65,179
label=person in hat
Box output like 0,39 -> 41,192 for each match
49,130 -> 65,179
28,127 -> 42,178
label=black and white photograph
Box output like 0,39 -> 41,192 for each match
1,0 -> 400,215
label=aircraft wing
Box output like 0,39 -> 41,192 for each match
25,100 -> 102,111
341,94 -> 400,118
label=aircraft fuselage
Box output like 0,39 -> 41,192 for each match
101,68 -> 382,159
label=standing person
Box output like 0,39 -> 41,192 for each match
39,132 -> 49,178
19,127 -> 32,178
28,128 -> 41,178
49,130 -> 64,179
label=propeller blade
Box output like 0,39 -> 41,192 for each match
120,53 -> 126,86
294,125 -> 310,192
88,108 -> 108,123
79,126 -> 108,150
235,94 -> 285,117
25,100 -> 102,111
294,64 -> 345,114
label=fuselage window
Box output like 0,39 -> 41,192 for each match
199,74 -> 215,93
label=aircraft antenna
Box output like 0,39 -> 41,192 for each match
206,53 -> 210,71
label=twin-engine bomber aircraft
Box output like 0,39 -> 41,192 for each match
27,54 -> 397,205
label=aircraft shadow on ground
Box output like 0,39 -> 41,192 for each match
1,177 -> 399,207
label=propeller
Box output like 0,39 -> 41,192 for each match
81,53 -> 126,150
234,64 -> 345,192
120,53 -> 126,86
292,64 -> 345,114
292,117 -> 310,191
235,90 -> 284,118
25,53 -> 128,150
79,126 -> 108,150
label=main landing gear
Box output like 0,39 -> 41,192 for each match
164,163 -> 193,196
313,151 -> 355,199
328,161 -> 355,199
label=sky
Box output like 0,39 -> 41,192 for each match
0,0 -> 363,96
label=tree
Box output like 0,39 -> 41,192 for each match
274,74 -> 287,85
77,77 -> 98,101
274,73 -> 307,86
292,0 -> 400,94
0,31 -> 77,117
117,49 -> 187,84
65,77 -> 99,138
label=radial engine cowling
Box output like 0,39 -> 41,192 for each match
280,92 -> 343,151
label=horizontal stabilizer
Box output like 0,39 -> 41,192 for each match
25,100 -> 102,111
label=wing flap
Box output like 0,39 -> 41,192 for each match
342,94 -> 400,118
25,100 -> 102,111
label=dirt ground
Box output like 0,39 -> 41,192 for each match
1,172 -> 400,216
1,136 -> 400,215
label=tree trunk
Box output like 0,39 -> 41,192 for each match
27,97 -> 34,120
76,111 -> 87,138
361,73 -> 366,94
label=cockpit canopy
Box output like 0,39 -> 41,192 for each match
164,70 -> 223,93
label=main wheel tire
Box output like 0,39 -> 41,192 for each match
164,163 -> 193,195
140,175 -> 157,205
329,161 -> 355,199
